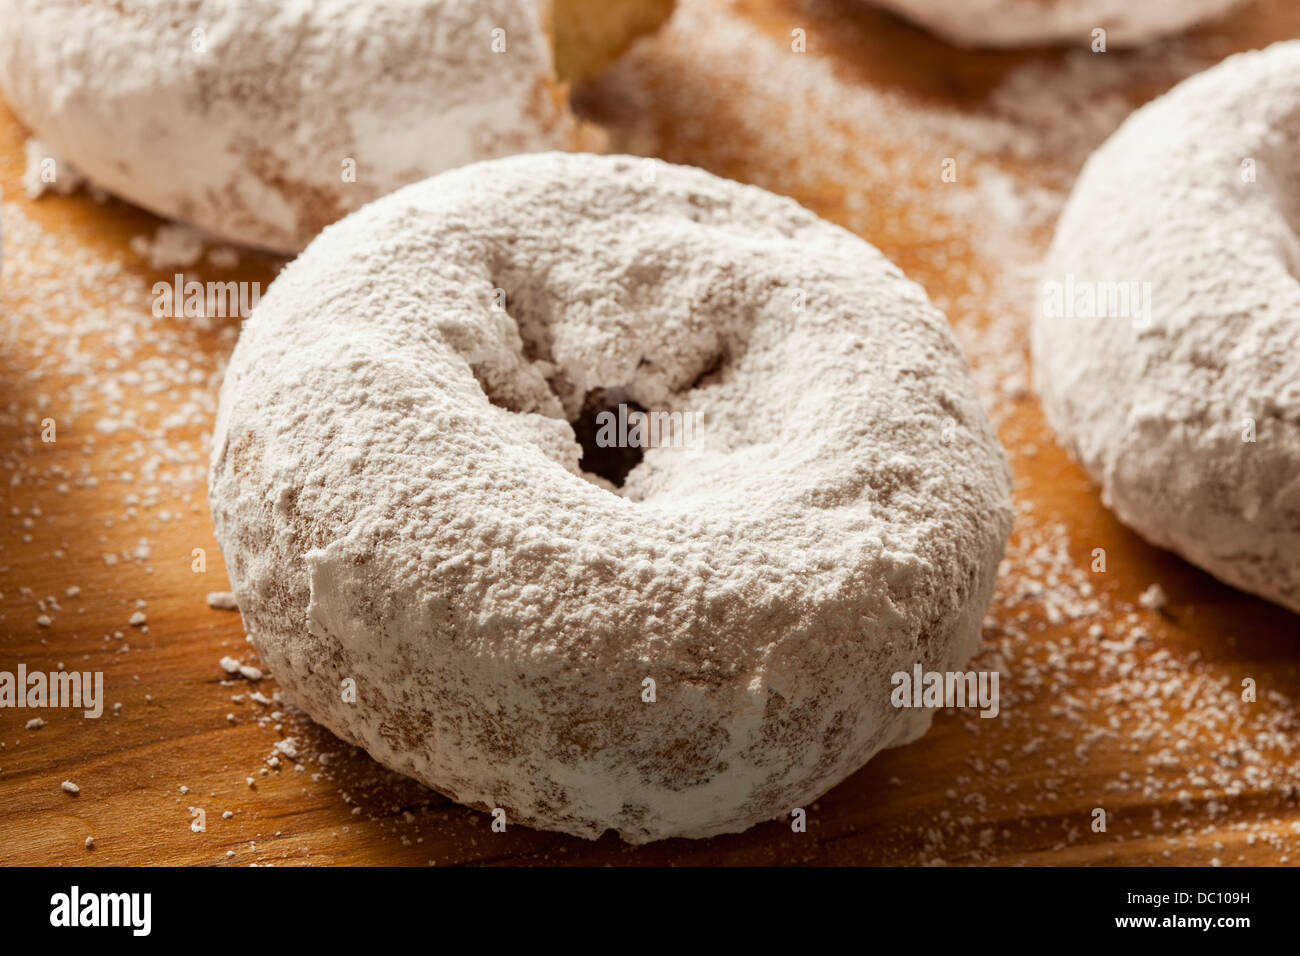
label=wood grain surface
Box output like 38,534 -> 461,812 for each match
2,0 -> 1298,866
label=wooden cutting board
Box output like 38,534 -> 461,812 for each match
2,0 -> 1298,866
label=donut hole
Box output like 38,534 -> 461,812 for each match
471,275 -> 734,490
573,388 -> 648,487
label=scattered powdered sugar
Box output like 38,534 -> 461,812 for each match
914,515 -> 1300,865
0,197 -> 236,525
126,224 -> 242,273
219,656 -> 262,681
21,138 -> 84,198
205,246 -> 240,270
1138,584 -> 1168,612
129,224 -> 206,271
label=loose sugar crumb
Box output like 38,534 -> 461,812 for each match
206,591 -> 238,610
1138,584 -> 1168,612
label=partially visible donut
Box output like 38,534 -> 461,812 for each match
1034,42 -> 1300,614
864,0 -> 1245,47
209,152 -> 1014,842
0,0 -> 673,253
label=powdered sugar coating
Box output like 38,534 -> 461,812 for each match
0,0 -> 590,253
866,0 -> 1244,47
1034,41 -> 1300,614
210,152 -> 1013,842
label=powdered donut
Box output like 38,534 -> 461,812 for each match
0,0 -> 672,254
209,152 -> 1013,842
1034,41 -> 1300,614
864,0 -> 1244,47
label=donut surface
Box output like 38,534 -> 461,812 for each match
1034,42 -> 1300,614
865,0 -> 1244,47
0,0 -> 610,253
209,152 -> 1013,842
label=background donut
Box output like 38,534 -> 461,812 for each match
863,0 -> 1247,47
1034,41 -> 1300,613
0,0 -> 673,253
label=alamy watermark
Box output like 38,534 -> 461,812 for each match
594,403 -> 703,449
1,665 -> 104,718
891,664 -> 999,718
50,886 -> 150,936
1041,273 -> 1153,330
152,274 -> 261,319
